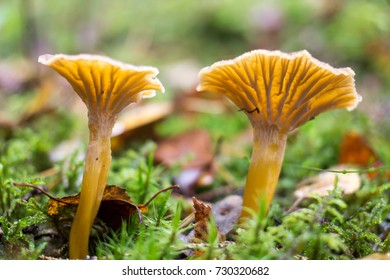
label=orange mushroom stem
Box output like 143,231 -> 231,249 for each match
39,54 -> 164,259
197,49 -> 361,221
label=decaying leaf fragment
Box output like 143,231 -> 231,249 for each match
190,197 -> 226,258
14,182 -> 178,232
192,197 -> 225,243
47,185 -> 148,231
155,129 -> 215,195
155,129 -> 213,169
339,132 -> 378,167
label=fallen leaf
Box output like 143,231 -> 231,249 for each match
191,197 -> 225,258
179,195 -> 239,258
211,195 -> 242,235
155,129 -> 215,195
294,164 -> 361,199
192,197 -> 225,243
111,102 -> 174,151
155,129 -> 213,168
192,197 -> 212,242
45,185 -> 147,231
14,183 -> 178,232
338,131 -> 387,179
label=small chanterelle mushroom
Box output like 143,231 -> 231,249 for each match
38,54 -> 164,259
197,49 -> 361,221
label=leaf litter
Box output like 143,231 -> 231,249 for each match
13,182 -> 179,232
154,129 -> 215,195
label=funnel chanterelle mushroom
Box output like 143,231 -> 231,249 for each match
197,49 -> 361,220
38,54 -> 164,259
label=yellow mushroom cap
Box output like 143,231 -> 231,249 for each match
38,54 -> 165,116
197,49 -> 361,133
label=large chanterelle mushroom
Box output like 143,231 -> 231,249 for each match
197,49 -> 361,221
39,54 -> 164,259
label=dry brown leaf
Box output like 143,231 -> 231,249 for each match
155,129 -> 213,169
339,131 -> 389,179
193,197 -> 212,243
155,129 -> 215,195
192,197 -> 225,243
339,132 -> 378,166
45,185 -> 148,231
294,164 -> 361,199
14,183 -> 178,231
191,197 -> 225,258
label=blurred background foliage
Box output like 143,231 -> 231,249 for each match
1,0 -> 390,67
1,0 -> 390,122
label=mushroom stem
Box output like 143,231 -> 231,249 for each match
240,126 -> 287,220
69,116 -> 114,259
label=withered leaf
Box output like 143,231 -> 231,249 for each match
154,129 -> 215,195
47,193 -> 79,217
193,197 -> 212,242
339,131 -> 389,179
192,197 -> 225,243
14,183 -> 178,231
339,132 -> 378,166
155,129 -> 213,169
40,185 -> 147,231
191,197 -> 226,258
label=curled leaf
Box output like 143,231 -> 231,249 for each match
13,182 -> 179,231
